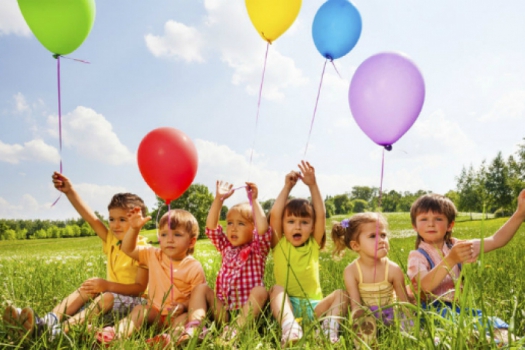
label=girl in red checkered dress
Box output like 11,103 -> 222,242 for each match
178,181 -> 272,345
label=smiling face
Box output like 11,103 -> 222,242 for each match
158,223 -> 196,261
283,212 -> 314,247
351,221 -> 389,259
108,208 -> 130,240
413,210 -> 454,246
226,208 -> 254,247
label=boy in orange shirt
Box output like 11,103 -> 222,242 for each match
95,207 -> 206,346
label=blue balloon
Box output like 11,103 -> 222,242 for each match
312,0 -> 362,60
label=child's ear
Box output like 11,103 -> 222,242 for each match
189,236 -> 197,249
447,221 -> 455,231
350,240 -> 360,251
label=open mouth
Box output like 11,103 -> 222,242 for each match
292,234 -> 302,240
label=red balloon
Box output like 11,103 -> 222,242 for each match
137,127 -> 198,203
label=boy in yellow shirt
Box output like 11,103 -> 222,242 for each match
3,172 -> 149,341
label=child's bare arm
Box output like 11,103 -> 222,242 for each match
416,241 -> 472,293
206,181 -> 233,229
270,171 -> 299,247
121,207 -> 151,261
390,263 -> 409,303
474,189 -> 525,255
298,161 -> 326,246
343,264 -> 362,312
52,172 -> 108,241
246,182 -> 268,235
79,267 -> 148,296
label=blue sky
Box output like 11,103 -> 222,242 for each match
1,0 -> 524,220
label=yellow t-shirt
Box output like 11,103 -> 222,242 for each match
103,230 -> 149,284
273,236 -> 323,300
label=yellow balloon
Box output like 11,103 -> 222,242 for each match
245,0 -> 302,43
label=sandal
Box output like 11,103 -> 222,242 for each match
176,320 -> 208,346
220,325 -> 238,343
351,309 -> 377,349
321,318 -> 340,344
96,326 -> 116,345
281,320 -> 303,348
146,333 -> 171,349
3,305 -> 22,339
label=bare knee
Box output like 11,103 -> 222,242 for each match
250,286 -> 269,304
270,285 -> 285,298
96,292 -> 115,312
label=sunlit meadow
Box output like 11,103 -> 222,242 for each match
1,213 -> 525,349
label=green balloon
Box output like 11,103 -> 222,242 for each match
18,0 -> 96,55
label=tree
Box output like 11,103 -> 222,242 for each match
381,190 -> 401,212
220,205 -> 228,221
150,184 -> 214,239
324,196 -> 335,218
261,199 -> 275,215
456,165 -> 480,219
352,199 -> 368,213
350,186 -> 377,203
485,152 -> 513,213
333,194 -> 352,215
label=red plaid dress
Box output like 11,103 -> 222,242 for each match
206,226 -> 271,310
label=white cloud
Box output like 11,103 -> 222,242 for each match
413,109 -> 476,157
14,92 -> 30,113
0,139 -> 59,164
0,194 -> 49,220
479,90 -> 525,122
146,0 -> 307,101
145,20 -> 205,63
47,106 -> 134,165
0,1 -> 31,36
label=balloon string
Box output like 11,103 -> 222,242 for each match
221,185 -> 247,201
55,54 -> 91,64
51,56 -> 63,207
248,42 -> 269,179
374,148 -> 386,282
246,187 -> 257,228
303,59 -> 328,159
168,203 -> 174,308
330,59 -> 342,79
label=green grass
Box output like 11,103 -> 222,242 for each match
1,213 -> 525,349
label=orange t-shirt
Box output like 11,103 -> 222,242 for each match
138,246 -> 205,315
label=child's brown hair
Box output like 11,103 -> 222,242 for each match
108,193 -> 147,216
331,212 -> 388,259
158,209 -> 199,255
410,193 -> 457,249
284,198 -> 326,249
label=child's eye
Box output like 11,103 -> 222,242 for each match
381,233 -> 387,238
227,221 -> 233,226
239,222 -> 245,226
160,233 -> 167,237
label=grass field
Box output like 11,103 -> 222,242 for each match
1,213 -> 524,349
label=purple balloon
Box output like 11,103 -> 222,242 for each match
349,52 -> 425,149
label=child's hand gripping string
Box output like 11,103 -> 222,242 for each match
447,240 -> 473,266
52,171 -> 72,194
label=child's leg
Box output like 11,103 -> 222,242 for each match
62,292 -> 114,332
116,304 -> 156,338
237,286 -> 268,328
187,284 -> 227,325
269,285 -> 302,346
314,289 -> 348,343
52,288 -> 94,321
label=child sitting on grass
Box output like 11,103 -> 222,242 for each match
269,161 -> 348,346
178,181 -> 271,345
332,212 -> 410,348
95,208 -> 206,346
2,172 -> 149,342
407,189 -> 525,345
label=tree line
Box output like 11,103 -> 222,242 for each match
2,139 -> 523,241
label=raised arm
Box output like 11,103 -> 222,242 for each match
52,172 -> 108,241
206,181 -> 233,229
121,207 -> 151,261
298,161 -> 326,246
416,240 -> 472,294
473,189 -> 525,255
270,171 -> 299,247
246,182 -> 268,235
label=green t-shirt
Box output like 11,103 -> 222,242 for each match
273,236 -> 323,300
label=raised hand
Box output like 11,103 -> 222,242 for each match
516,189 -> 525,218
216,180 -> 234,201
246,182 -> 259,200
52,171 -> 72,194
298,160 -> 316,187
284,171 -> 299,189
127,207 -> 151,230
